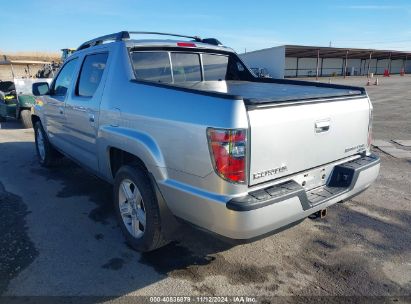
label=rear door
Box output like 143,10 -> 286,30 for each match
248,97 -> 371,186
63,51 -> 109,172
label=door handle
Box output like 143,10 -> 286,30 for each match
58,107 -> 64,114
74,106 -> 87,112
315,120 -> 330,133
88,114 -> 95,123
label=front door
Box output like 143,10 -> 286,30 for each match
43,58 -> 79,149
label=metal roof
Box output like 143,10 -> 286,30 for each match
284,45 -> 411,60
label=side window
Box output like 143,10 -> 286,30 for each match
170,53 -> 201,82
131,52 -> 172,83
226,56 -> 250,80
51,58 -> 78,96
76,53 -> 108,97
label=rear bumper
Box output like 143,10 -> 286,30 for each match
160,154 -> 380,240
227,154 -> 379,212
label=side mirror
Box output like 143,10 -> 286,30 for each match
32,82 -> 49,96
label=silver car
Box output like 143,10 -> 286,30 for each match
31,31 -> 380,252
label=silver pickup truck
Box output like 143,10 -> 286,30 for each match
31,31 -> 380,252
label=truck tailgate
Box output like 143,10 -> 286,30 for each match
248,97 -> 370,186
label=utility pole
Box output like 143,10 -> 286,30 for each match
367,52 -> 372,77
344,50 -> 349,78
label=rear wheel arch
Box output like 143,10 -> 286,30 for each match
109,147 -> 148,179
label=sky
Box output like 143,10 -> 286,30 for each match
1,0 -> 411,54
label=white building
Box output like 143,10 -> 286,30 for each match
240,45 -> 411,79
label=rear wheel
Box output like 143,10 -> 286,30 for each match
114,165 -> 168,252
20,109 -> 33,128
34,121 -> 61,167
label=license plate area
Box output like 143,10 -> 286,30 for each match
293,166 -> 331,191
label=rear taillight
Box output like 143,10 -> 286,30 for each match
207,128 -> 247,184
367,108 -> 373,150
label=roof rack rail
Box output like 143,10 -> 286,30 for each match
128,31 -> 203,42
201,38 -> 223,46
129,32 -> 223,46
77,31 -> 222,51
77,31 -> 130,51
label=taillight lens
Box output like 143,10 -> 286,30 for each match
207,128 -> 247,183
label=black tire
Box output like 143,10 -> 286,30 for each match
33,121 -> 61,167
20,109 -> 33,128
114,165 -> 169,252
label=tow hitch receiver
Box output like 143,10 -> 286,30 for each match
309,209 -> 327,219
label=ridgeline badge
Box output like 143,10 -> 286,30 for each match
253,165 -> 288,180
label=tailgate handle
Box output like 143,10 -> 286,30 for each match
315,120 -> 330,133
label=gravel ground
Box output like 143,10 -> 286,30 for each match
0,76 -> 410,302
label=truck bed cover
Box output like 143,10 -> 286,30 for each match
174,80 -> 365,105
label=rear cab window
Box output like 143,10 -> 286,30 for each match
131,52 -> 172,83
202,54 -> 229,81
130,49 -> 251,84
171,53 -> 201,82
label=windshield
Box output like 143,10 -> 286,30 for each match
130,50 -> 252,83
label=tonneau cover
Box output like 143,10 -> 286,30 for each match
174,80 -> 364,104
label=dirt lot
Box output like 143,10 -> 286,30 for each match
0,75 -> 410,302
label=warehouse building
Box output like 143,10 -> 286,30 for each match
240,45 -> 411,79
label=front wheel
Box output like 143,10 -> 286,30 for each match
20,109 -> 33,128
114,165 -> 169,252
33,121 -> 61,167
